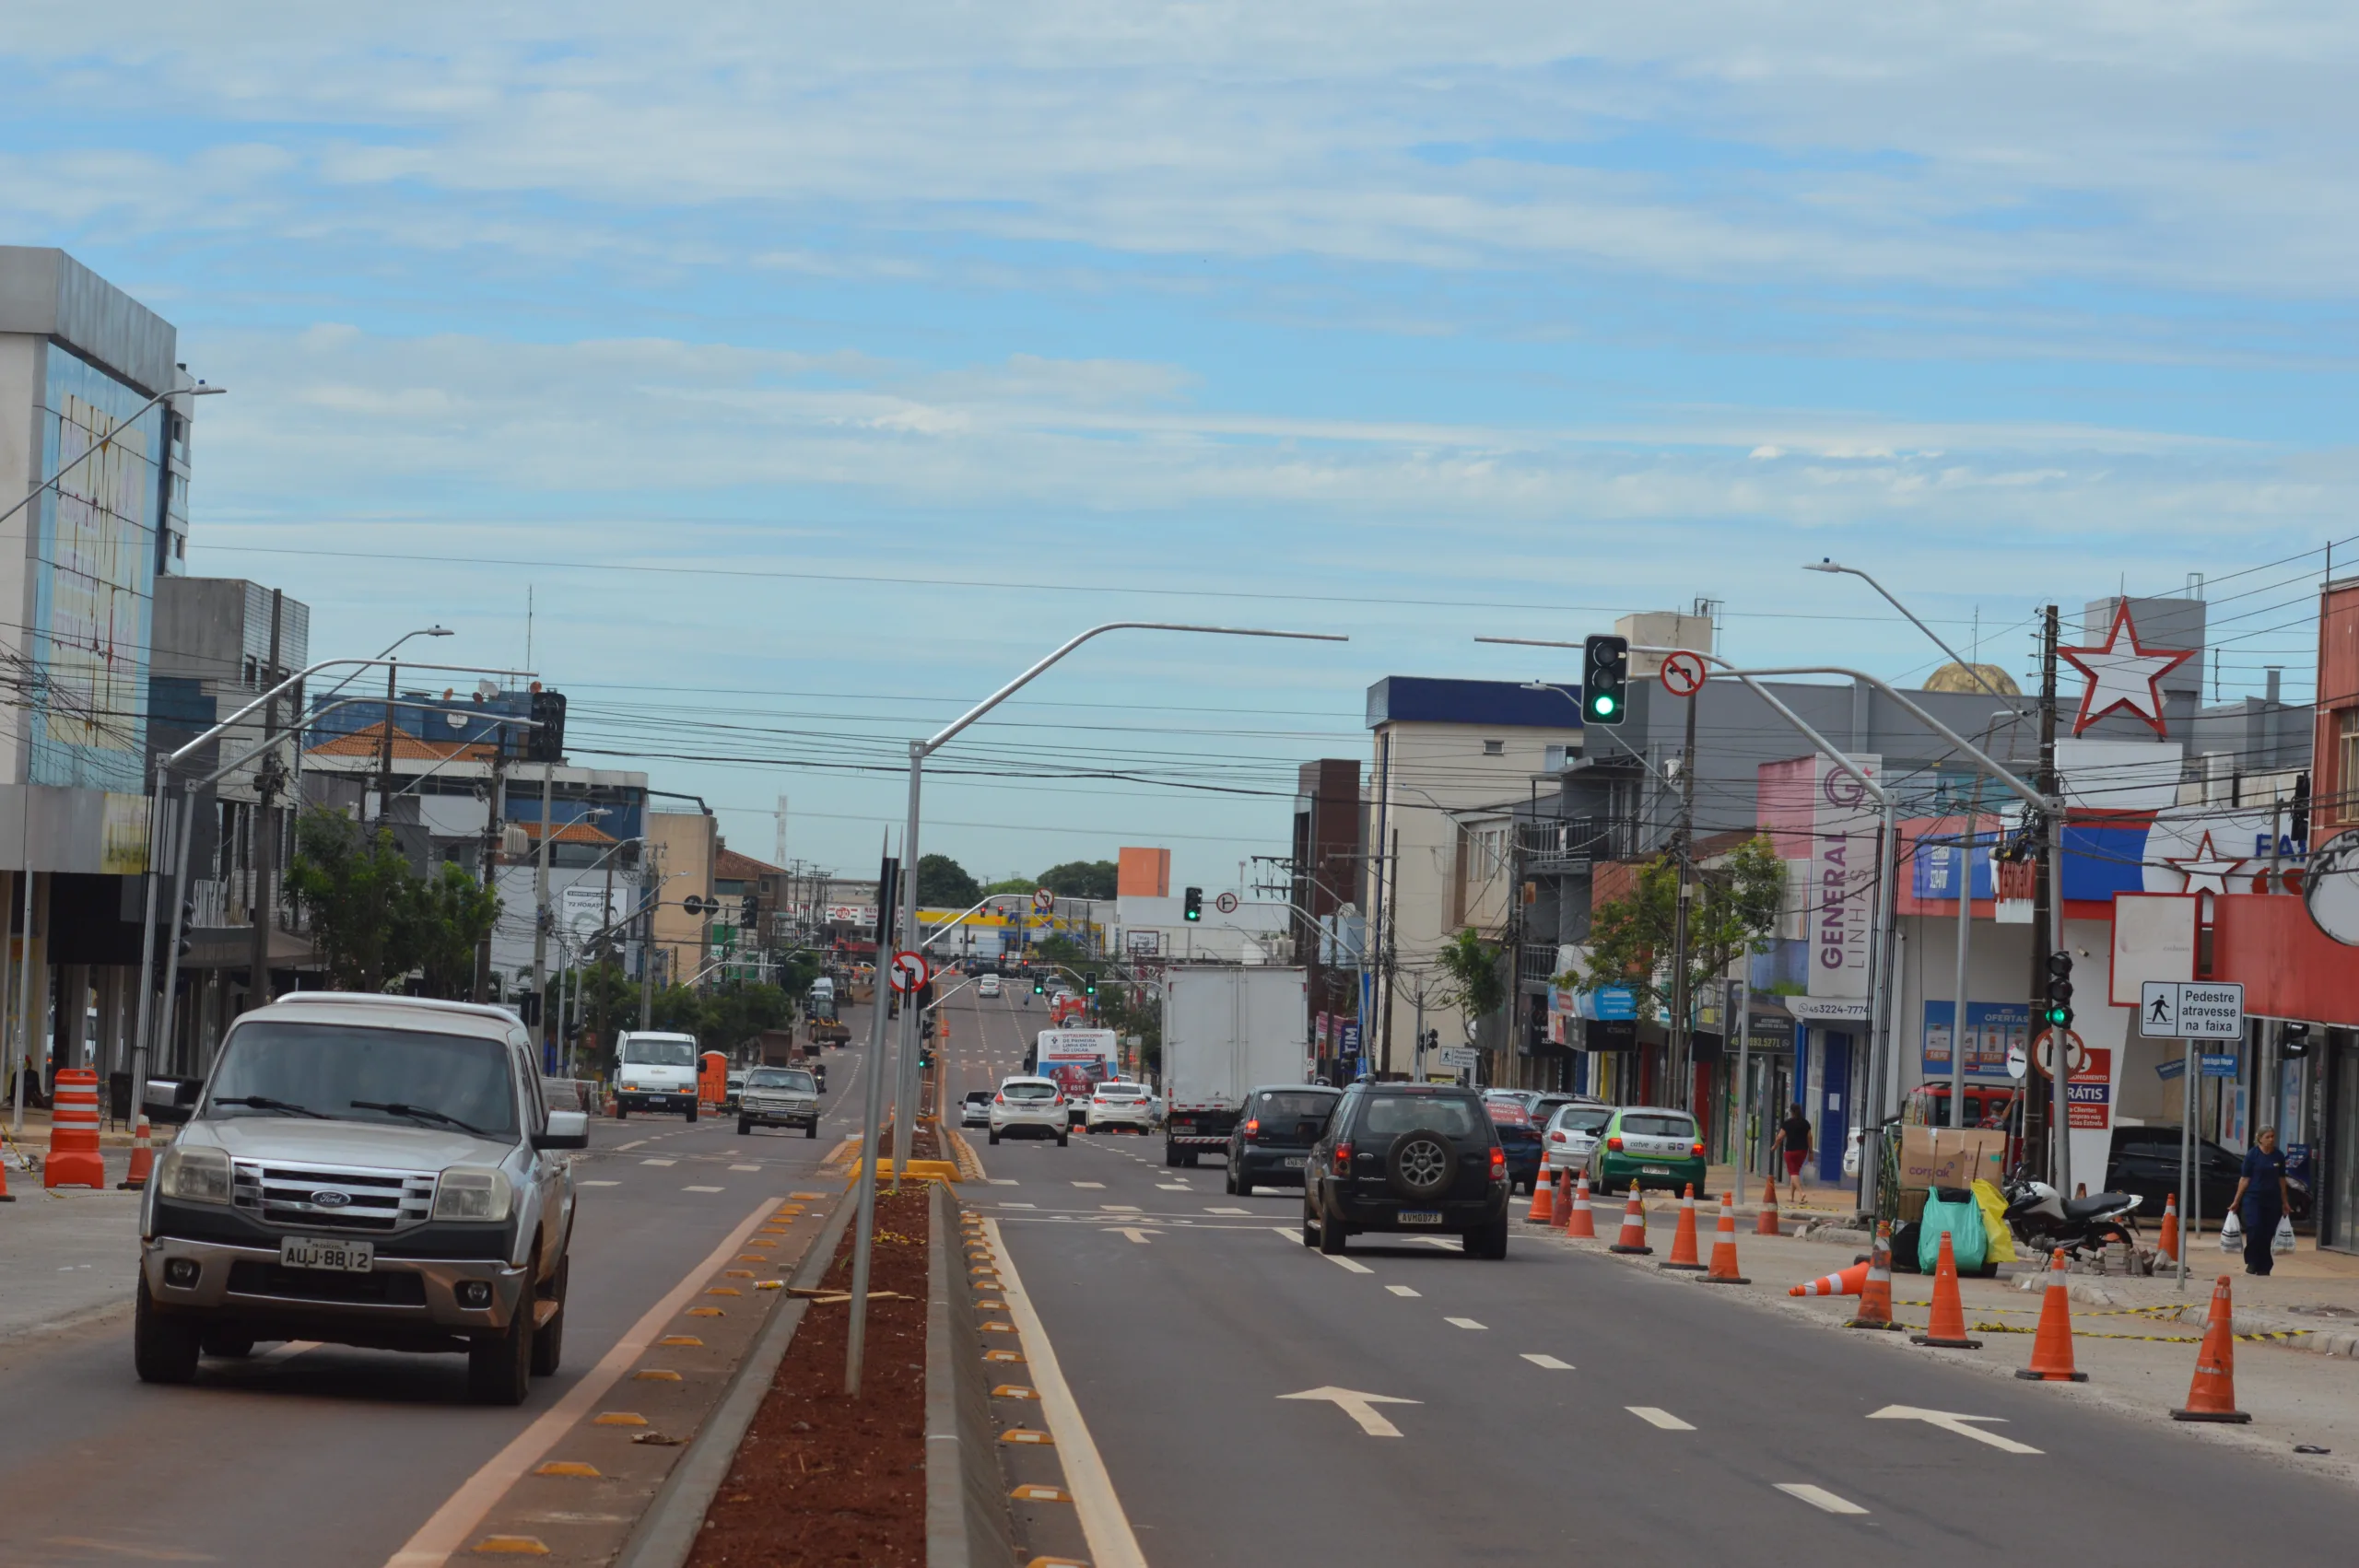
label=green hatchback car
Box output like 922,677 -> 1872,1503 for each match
1583,1106 -> 1708,1194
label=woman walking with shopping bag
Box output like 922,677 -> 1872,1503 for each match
2225,1127 -> 2294,1277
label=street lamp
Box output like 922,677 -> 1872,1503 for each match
1803,560 -> 2016,705
0,383 -> 226,533
848,619 -> 1346,1398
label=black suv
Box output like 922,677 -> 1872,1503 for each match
1226,1084 -> 1340,1196
1303,1083 -> 1510,1258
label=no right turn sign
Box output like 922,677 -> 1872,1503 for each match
2139,980 -> 2244,1039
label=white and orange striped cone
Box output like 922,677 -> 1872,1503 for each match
1524,1169 -> 1556,1225
2170,1275 -> 2251,1422
1607,1182 -> 1652,1255
1844,1222 -> 1905,1330
1561,1172 -> 1596,1238
2156,1193 -> 2180,1264
1909,1230 -> 1982,1349
1755,1175 -> 1781,1236
1659,1184 -> 1707,1271
2016,1249 -> 2089,1382
1699,1191 -> 1749,1284
1790,1261 -> 1869,1297
118,1115 -> 155,1190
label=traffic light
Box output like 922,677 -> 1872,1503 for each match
524,688 -> 567,763
1183,886 -> 1203,922
739,893 -> 759,930
2042,951 -> 2074,1032
1582,635 -> 1628,725
1033,976 -> 1047,996
1084,975 -> 1097,998
2283,1022 -> 2312,1059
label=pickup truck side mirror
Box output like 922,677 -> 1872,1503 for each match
533,1109 -> 590,1151
144,1077 -> 202,1126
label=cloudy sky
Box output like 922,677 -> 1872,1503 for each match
6,2 -> 2353,884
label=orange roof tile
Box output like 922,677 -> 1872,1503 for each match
307,721 -> 497,763
517,819 -> 618,846
715,848 -> 784,880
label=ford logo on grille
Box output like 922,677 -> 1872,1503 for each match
310,1190 -> 352,1208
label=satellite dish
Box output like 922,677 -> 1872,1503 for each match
2305,829 -> 2359,945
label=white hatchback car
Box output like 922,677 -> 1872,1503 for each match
1086,1082 -> 1154,1134
977,974 -> 1002,999
1540,1101 -> 1614,1180
988,1077 -> 1068,1146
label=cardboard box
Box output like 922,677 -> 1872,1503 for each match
1898,1125 -> 2007,1191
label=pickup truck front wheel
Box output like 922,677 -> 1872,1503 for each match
134,1276 -> 200,1385
529,1255 -> 568,1378
469,1305 -> 535,1405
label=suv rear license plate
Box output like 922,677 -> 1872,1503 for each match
1283,1156 -> 1306,1167
1398,1210 -> 1443,1225
281,1236 -> 373,1272
1642,1164 -> 1672,1176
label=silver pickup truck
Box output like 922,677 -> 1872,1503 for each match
136,992 -> 585,1405
735,1063 -> 821,1137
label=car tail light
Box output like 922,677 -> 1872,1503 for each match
1692,1141 -> 1707,1157
1333,1141 -> 1353,1175
1607,1135 -> 1624,1152
1489,1145 -> 1508,1181
1243,1118 -> 1260,1141
1549,1130 -> 1565,1142
994,1094 -> 1004,1105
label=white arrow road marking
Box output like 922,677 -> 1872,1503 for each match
1108,1227 -> 1155,1244
1867,1406 -> 2044,1455
1777,1483 -> 1868,1515
1626,1407 -> 1694,1430
1327,1256 -> 1374,1274
1521,1353 -> 1572,1370
1278,1387 -> 1422,1437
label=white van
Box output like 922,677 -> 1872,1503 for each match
615,1031 -> 701,1120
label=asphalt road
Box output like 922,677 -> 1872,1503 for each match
0,1031 -> 874,1568
939,989 -> 2359,1566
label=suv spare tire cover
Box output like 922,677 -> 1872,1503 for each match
1385,1129 -> 1457,1201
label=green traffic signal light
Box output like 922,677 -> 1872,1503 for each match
2043,1004 -> 2071,1027
1590,693 -> 1616,718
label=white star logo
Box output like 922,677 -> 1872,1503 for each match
2165,830 -> 2249,896
2059,603 -> 2194,737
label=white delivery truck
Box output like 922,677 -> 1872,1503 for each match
1035,1028 -> 1121,1127
614,1029 -> 702,1119
1161,966 -> 1309,1167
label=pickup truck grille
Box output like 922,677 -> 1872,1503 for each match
232,1159 -> 437,1233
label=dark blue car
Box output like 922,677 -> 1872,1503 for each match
1486,1101 -> 1544,1195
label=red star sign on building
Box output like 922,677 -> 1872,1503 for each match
2164,830 -> 2248,896
2059,603 -> 2194,736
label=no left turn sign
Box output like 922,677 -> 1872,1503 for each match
888,950 -> 931,993
1661,650 -> 1708,698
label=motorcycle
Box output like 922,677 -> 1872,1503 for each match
2001,1171 -> 2142,1261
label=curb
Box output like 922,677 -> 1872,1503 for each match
610,1193 -> 859,1568
927,1182 -> 1017,1568
2005,1265 -> 2359,1358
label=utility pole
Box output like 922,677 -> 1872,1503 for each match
639,845 -> 659,1034
474,738 -> 508,1003
2029,606 -> 2063,1189
376,661 -> 397,825
1666,683 -> 1699,1113
245,590 -> 284,1014
1379,827 -> 1399,1075
533,763 -> 554,1068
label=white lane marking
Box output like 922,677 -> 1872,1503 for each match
580,1179 -> 621,1188
988,1179 -> 1020,1186
1776,1484 -> 1868,1516
1327,1256 -> 1374,1275
1867,1406 -> 2044,1455
1072,1182 -> 1106,1189
1272,1227 -> 1301,1240
258,1340 -> 320,1363
1109,1227 -> 1155,1245
1521,1353 -> 1573,1370
1626,1407 -> 1695,1431
616,1140 -> 647,1151
729,1164 -> 762,1172
640,1158 -> 676,1167
382,1195 -> 787,1568
1445,1316 -> 1487,1330
683,1185 -> 725,1193
1276,1386 -> 1422,1438
1207,1207 -> 1250,1215
1416,1236 -> 1461,1250
986,1219 -> 1150,1568
1000,1201 -> 1038,1209
1385,1285 -> 1421,1297
1100,1205 -> 1143,1212
1156,1183 -> 1191,1190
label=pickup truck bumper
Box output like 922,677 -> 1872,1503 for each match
141,1235 -> 531,1334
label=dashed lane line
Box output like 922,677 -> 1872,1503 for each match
683,1185 -> 725,1193
1072,1182 -> 1106,1189
1521,1354 -> 1573,1370
1326,1256 -> 1374,1275
1445,1316 -> 1486,1331
1626,1408 -> 1694,1431
580,1180 -> 621,1188
1385,1285 -> 1420,1298
1776,1484 -> 1868,1516
640,1159 -> 677,1167
1207,1207 -> 1250,1215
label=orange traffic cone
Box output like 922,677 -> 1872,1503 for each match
1845,1222 -> 1904,1330
1525,1169 -> 1556,1225
1608,1182 -> 1653,1255
0,1142 -> 13,1202
2017,1249 -> 2089,1382
2171,1275 -> 2251,1422
118,1116 -> 155,1190
1660,1184 -> 1706,1271
1909,1230 -> 1982,1349
1561,1172 -> 1596,1238
1756,1175 -> 1781,1237
42,1069 -> 105,1190
1790,1260 -> 1869,1297
2156,1194 -> 2180,1264
1699,1191 -> 1749,1284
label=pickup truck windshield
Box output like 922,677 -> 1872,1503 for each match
207,1023 -> 518,1138
746,1070 -> 814,1092
623,1037 -> 697,1067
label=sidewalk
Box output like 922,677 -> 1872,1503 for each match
0,1149 -> 143,1341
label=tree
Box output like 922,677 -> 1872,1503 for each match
702,980 -> 796,1054
1434,928 -> 1508,1022
1038,860 -> 1118,900
403,862 -> 501,1000
983,877 -> 1035,896
1575,835 -> 1787,1026
284,809 -> 424,992
916,853 -> 981,908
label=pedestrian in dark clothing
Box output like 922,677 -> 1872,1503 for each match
2227,1127 -> 2293,1277
1769,1104 -> 1813,1206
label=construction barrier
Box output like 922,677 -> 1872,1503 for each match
43,1069 -> 105,1190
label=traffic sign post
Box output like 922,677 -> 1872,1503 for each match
888,950 -> 932,994
1660,649 -> 1708,698
1215,891 -> 1239,915
2138,981 -> 2244,1039
2029,1028 -> 2086,1081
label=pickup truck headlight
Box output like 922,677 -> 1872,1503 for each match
432,1166 -> 513,1223
159,1143 -> 232,1204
